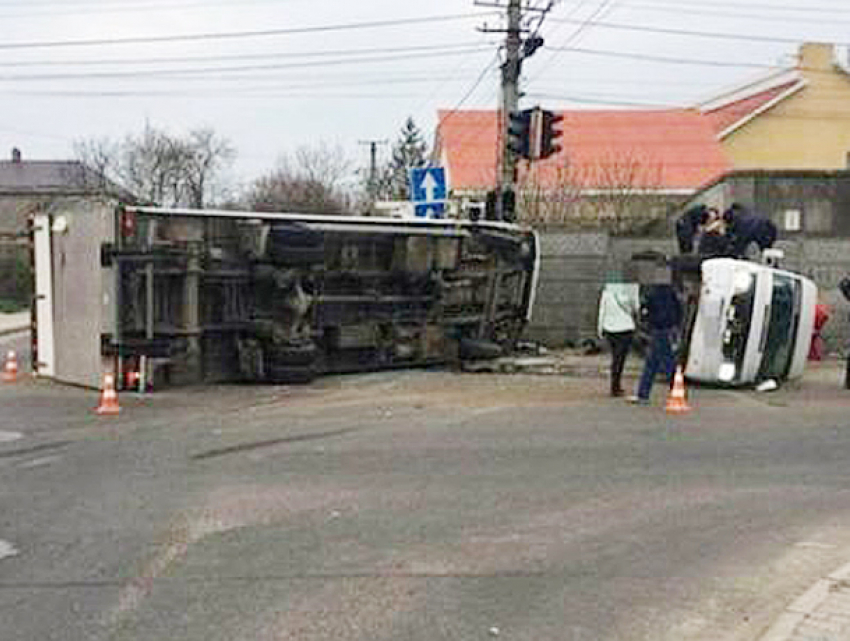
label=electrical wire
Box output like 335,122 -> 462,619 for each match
611,0 -> 850,16
526,0 -> 617,85
0,48 -> 495,82
0,0 -> 291,18
407,43 -> 500,129
0,12 -> 501,50
611,0 -> 850,27
548,17 -> 847,46
435,51 -> 503,130
0,42 -> 495,69
548,46 -> 784,70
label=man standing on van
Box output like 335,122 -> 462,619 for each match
629,283 -> 682,404
598,281 -> 641,397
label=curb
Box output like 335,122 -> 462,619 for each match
759,561 -> 850,640
0,324 -> 30,336
0,324 -> 29,338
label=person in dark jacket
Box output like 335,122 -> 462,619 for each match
675,204 -> 710,254
696,210 -> 734,258
676,205 -> 733,258
628,284 -> 683,404
722,202 -> 777,259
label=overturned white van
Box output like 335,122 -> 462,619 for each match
684,257 -> 817,386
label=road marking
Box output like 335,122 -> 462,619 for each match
19,455 -> 61,469
0,431 -> 23,443
0,540 -> 18,560
794,541 -> 837,550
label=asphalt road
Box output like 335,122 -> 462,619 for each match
2,335 -> 850,641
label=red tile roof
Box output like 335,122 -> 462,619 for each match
703,80 -> 802,135
436,108 -> 732,193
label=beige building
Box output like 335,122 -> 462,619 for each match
702,43 -> 850,171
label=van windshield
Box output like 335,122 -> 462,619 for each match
758,274 -> 799,380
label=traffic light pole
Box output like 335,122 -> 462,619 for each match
499,0 -> 522,217
478,0 -> 555,221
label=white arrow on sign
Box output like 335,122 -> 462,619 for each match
422,171 -> 439,202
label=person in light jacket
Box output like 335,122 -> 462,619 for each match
597,282 -> 641,397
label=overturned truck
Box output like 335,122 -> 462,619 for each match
33,202 -> 539,389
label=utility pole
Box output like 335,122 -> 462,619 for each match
478,0 -> 553,220
359,139 -> 387,206
500,0 -> 522,202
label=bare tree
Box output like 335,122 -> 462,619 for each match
184,128 -> 236,208
74,124 -> 235,208
517,150 -> 679,232
72,137 -> 121,192
245,142 -> 353,214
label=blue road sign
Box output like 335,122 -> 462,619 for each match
409,167 -> 447,203
414,202 -> 446,219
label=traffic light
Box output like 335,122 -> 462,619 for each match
485,190 -> 498,220
507,109 -> 533,160
540,109 -> 564,159
501,188 -> 516,222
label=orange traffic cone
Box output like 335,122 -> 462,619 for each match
666,366 -> 691,414
2,350 -> 18,383
95,373 -> 121,415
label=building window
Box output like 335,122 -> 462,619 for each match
783,209 -> 801,232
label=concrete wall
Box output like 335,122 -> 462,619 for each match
528,233 -> 607,346
527,231 -> 850,355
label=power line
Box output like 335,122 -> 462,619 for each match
613,0 -> 850,27
0,12 -> 500,51
526,91 -> 679,108
407,43 -> 500,126
0,48 -> 496,82
0,74 -> 483,97
613,0 -> 850,16
0,90 -> 434,100
548,16 -> 847,46
436,52 -> 503,130
0,42 -> 494,69
548,46 -> 784,70
0,0 -> 287,17
528,0 -> 618,84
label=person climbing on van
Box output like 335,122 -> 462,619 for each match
722,202 -> 778,260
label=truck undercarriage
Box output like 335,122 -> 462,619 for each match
103,206 -> 539,389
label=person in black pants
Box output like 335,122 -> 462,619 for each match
597,282 -> 640,397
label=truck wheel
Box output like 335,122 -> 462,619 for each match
268,342 -> 320,367
459,338 -> 503,360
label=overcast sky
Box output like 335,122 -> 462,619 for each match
1,0 -> 848,192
